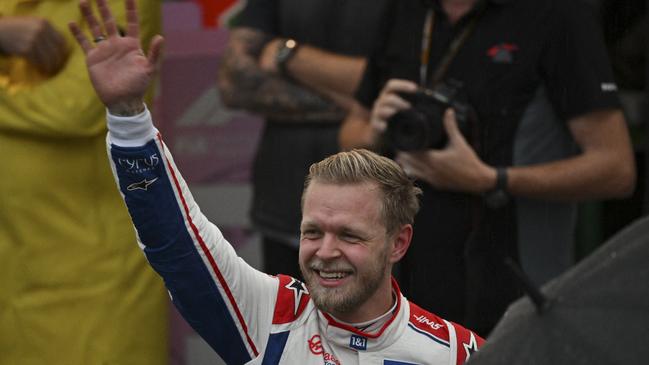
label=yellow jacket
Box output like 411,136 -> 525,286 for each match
0,1 -> 168,364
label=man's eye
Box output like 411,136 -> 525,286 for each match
341,234 -> 361,243
301,230 -> 320,239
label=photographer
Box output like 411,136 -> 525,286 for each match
340,0 -> 636,336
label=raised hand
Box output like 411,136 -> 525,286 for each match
0,16 -> 69,75
68,0 -> 163,116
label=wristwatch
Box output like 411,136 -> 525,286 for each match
484,167 -> 510,209
275,38 -> 299,76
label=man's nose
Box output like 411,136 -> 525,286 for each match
316,233 -> 342,260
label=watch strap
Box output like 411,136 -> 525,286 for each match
494,167 -> 508,192
484,167 -> 509,209
276,38 -> 299,76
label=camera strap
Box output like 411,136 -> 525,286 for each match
419,1 -> 487,87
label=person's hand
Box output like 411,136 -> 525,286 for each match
258,38 -> 281,73
371,79 -> 418,134
396,109 -> 496,194
0,16 -> 69,75
68,0 -> 164,116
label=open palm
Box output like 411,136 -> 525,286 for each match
69,0 -> 163,113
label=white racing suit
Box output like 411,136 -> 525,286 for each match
106,108 -> 484,365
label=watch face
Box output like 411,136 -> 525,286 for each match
284,39 -> 297,50
277,39 -> 298,65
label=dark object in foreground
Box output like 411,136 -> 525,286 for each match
468,216 -> 649,365
386,80 -> 471,151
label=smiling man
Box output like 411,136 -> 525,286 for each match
69,0 -> 484,363
299,159 -> 414,325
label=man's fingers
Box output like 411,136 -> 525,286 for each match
68,22 -> 92,53
79,0 -> 105,40
382,93 -> 411,111
147,35 -> 164,67
443,108 -> 463,143
383,79 -> 419,94
97,0 -> 118,37
375,105 -> 399,121
372,92 -> 412,130
125,0 -> 139,38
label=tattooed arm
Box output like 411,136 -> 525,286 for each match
217,27 -> 357,122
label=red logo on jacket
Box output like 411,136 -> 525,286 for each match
307,335 -> 341,365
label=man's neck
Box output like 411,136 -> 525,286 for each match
441,0 -> 478,24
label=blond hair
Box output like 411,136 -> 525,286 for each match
303,149 -> 422,234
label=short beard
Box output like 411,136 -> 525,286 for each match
300,248 -> 389,315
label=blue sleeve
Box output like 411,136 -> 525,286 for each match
109,136 -> 277,364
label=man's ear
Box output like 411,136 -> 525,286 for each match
389,224 -> 412,263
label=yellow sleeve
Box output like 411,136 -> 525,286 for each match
0,0 -> 161,139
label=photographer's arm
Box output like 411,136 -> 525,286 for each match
506,109 -> 635,200
259,37 -> 366,97
217,27 -> 346,122
339,102 -> 373,150
398,109 -> 636,200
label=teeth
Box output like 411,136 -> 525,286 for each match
318,271 -> 348,279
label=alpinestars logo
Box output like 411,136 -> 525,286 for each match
486,43 -> 518,63
127,177 -> 158,191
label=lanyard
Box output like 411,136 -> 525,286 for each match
419,3 -> 486,88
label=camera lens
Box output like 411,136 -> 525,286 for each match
387,109 -> 434,151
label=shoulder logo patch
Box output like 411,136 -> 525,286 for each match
285,277 -> 308,316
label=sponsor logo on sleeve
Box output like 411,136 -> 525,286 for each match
117,153 -> 160,174
127,177 -> 158,191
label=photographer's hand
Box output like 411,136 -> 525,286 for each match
68,0 -> 163,116
371,79 -> 418,133
339,78 -> 418,150
396,109 -> 496,193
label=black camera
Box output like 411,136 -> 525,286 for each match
386,80 -> 472,151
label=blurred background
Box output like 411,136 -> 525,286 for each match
153,0 -> 646,363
